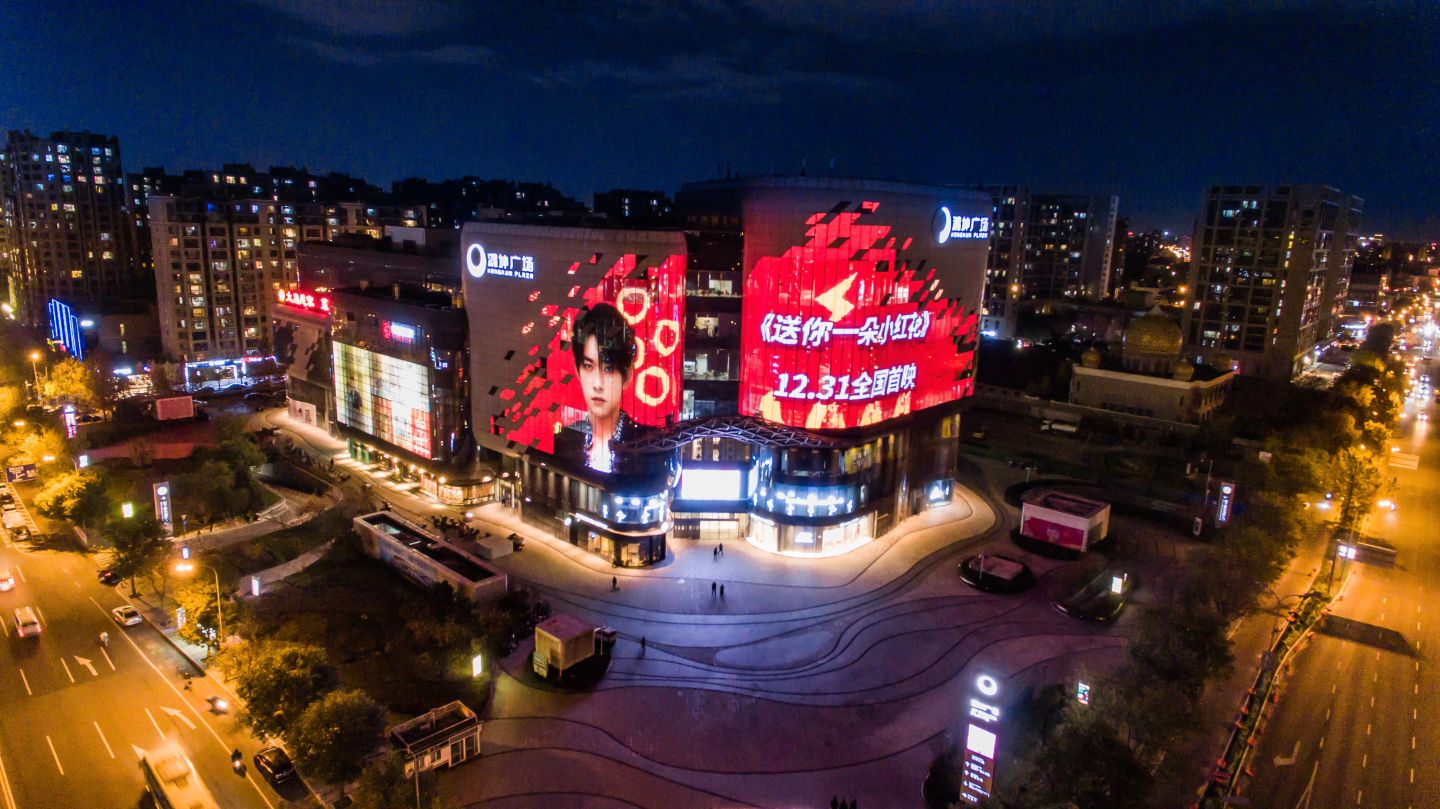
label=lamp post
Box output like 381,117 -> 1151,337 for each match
175,560 -> 224,646
28,351 -> 41,403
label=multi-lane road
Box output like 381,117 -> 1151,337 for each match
0,485 -> 285,809
1245,340 -> 1440,809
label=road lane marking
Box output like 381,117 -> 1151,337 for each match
144,707 -> 165,741
93,722 -> 114,758
12,566 -> 22,583
1367,723 -> 1371,735
1411,768 -> 1415,783
160,706 -> 196,730
34,606 -> 44,626
90,599 -> 279,809
101,647 -> 114,670
74,656 -> 97,677
0,617 -> 7,637
1362,753 -> 1367,768
1320,735 -> 1326,749
60,657 -> 74,683
1412,736 -> 1416,749
0,750 -> 16,809
1370,696 -> 1375,707
45,735 -> 63,775
16,669 -> 28,696
1326,708 -> 1331,720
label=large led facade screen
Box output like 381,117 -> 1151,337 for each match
738,187 -> 988,429
462,223 -> 686,473
333,343 -> 433,457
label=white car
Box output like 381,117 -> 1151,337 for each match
111,605 -> 143,626
0,570 -> 12,591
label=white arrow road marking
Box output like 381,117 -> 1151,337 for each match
74,656 -> 97,677
45,736 -> 63,775
1293,760 -> 1318,809
60,657 -> 74,683
101,647 -> 114,670
1275,739 -> 1301,766
16,669 -> 28,696
144,707 -> 165,741
93,722 -> 114,759
160,705 -> 196,730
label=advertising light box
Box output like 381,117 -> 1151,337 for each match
738,190 -> 987,430
333,343 -> 433,457
677,468 -> 743,501
462,223 -> 686,473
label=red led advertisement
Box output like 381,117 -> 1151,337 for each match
740,201 -> 981,429
462,224 -> 686,471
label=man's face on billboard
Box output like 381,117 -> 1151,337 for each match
577,334 -> 627,424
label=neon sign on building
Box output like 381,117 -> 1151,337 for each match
382,320 -> 418,344
276,288 -> 332,316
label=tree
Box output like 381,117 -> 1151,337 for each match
288,689 -> 388,784
218,641 -> 336,739
1028,712 -> 1153,809
41,357 -> 102,410
0,385 -> 23,421
4,426 -> 69,469
174,580 -> 240,650
34,469 -> 111,525
1325,445 -> 1385,536
109,515 -> 169,598
350,752 -> 453,809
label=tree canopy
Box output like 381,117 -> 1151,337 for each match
218,641 -> 337,739
288,689 -> 388,784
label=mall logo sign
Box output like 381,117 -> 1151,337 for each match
466,242 -> 536,281
934,206 -> 990,244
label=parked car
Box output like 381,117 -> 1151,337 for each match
97,569 -> 122,586
253,747 -> 295,785
0,491 -> 14,505
0,570 -> 13,591
111,605 -> 143,626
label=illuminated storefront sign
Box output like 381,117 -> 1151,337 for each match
935,206 -> 990,243
961,673 -> 1002,804
62,404 -> 78,439
740,200 -> 982,430
465,242 -> 536,281
153,481 -> 173,536
382,320 -> 418,344
1216,481 -> 1235,525
276,288 -> 332,315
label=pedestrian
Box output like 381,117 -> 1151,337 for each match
831,798 -> 839,809
612,576 -> 618,591
720,583 -> 725,598
713,546 -> 718,559
640,636 -> 646,652
711,581 -> 717,596
719,543 -> 724,556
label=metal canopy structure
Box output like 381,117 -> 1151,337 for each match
618,415 -> 849,452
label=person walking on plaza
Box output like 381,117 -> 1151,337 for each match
711,581 -> 717,596
713,546 -> 718,559
640,636 -> 646,652
718,543 -> 724,556
611,576 -> 618,591
720,583 -> 725,598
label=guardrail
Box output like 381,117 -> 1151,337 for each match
1196,578 -> 1338,808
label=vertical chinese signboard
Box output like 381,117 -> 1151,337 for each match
961,673 -> 1002,804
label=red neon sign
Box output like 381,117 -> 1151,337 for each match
276,288 -> 332,316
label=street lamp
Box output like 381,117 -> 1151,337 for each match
28,351 -> 41,402
175,560 -> 224,646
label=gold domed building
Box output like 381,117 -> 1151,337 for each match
1069,307 -> 1234,425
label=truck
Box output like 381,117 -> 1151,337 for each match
1040,420 -> 1079,436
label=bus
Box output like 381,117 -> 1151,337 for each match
138,742 -> 221,809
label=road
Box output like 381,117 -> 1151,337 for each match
1243,337 -> 1439,809
0,489 -> 287,808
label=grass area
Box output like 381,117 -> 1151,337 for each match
241,537 -> 493,716
204,508 -> 353,583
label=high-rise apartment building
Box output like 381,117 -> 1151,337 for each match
979,187 -> 1028,339
148,196 -> 300,364
1181,184 -> 1363,380
1,130 -> 139,326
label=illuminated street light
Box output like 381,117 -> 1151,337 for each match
11,420 -> 23,428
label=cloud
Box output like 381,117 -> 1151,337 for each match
535,53 -> 889,102
287,37 -> 490,67
246,0 -> 465,37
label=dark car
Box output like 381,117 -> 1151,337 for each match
957,553 -> 1035,594
253,746 -> 295,785
1053,568 -> 1133,622
97,569 -> 122,586
0,491 -> 14,505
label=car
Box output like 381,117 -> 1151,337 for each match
0,491 -> 13,505
12,606 -> 41,637
253,746 -> 295,785
11,527 -> 29,542
111,605 -> 143,626
97,569 -> 122,586
0,570 -> 13,591
1420,413 -> 1430,422
1,503 -> 16,514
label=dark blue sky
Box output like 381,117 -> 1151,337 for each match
4,0 -> 1437,238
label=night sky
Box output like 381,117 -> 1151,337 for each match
3,0 -> 1437,238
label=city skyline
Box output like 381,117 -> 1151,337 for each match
3,0 -> 1437,238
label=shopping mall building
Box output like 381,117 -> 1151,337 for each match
464,177 -> 989,565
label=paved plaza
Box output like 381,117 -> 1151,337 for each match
267,411 -> 1144,808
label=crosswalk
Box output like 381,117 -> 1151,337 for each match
1389,452 -> 1420,471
